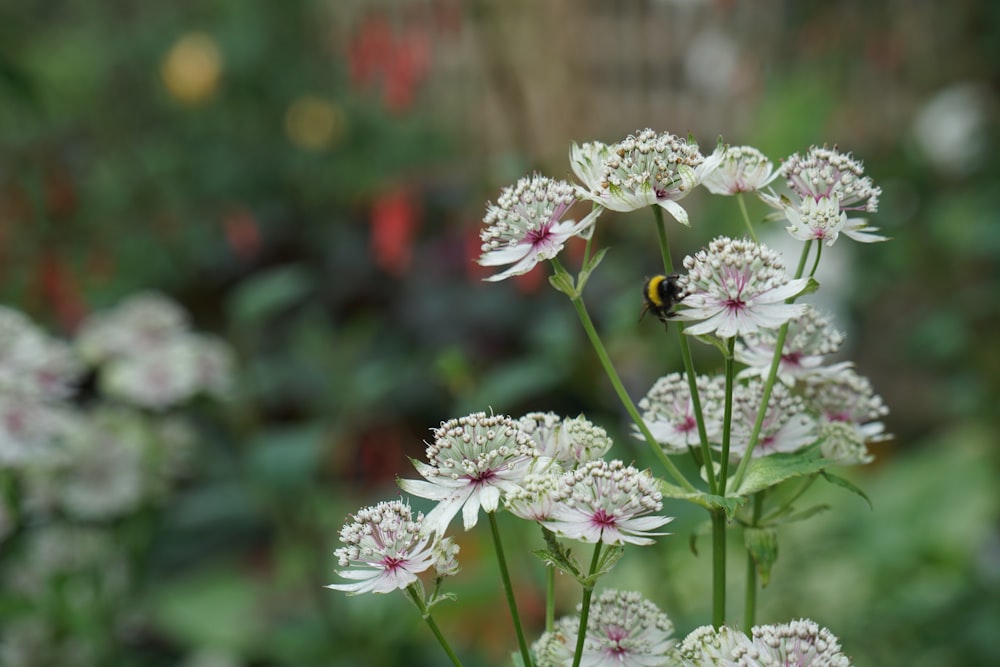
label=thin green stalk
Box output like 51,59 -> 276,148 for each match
572,543 -> 603,667
719,337 -> 736,485
565,288 -> 696,492
808,241 -> 823,278
711,510 -> 726,628
652,207 -> 718,494
405,584 -> 465,667
743,492 -> 764,633
728,242 -> 812,492
737,194 -> 758,242
488,512 -> 533,667
545,565 -> 556,633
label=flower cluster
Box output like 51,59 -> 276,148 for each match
76,291 -> 235,410
677,619 -> 851,666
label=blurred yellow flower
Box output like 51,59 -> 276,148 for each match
284,96 -> 345,151
161,33 -> 222,105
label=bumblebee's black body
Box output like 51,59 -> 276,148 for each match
640,274 -> 683,326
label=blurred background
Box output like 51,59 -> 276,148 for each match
1,0 -> 998,665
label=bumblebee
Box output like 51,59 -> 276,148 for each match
639,274 -> 684,326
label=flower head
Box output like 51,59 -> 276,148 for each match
505,471 -> 565,522
731,381 -> 818,459
518,412 -> 613,466
702,145 -> 780,195
804,369 -> 889,463
637,373 -> 726,451
534,589 -> 676,667
398,412 -> 540,534
574,129 -> 724,224
676,237 -> 809,338
478,174 -> 600,281
676,624 -> 753,666
543,459 -> 672,546
734,619 -> 852,667
432,536 -> 461,578
736,307 -> 852,386
326,500 -> 438,595
765,146 -> 886,244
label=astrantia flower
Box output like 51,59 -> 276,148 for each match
764,146 -> 886,244
544,459 -> 672,546
817,421 -> 874,466
730,380 -> 818,459
478,174 -> 601,281
736,307 -> 853,386
505,471 -> 565,522
733,618 -> 852,667
432,536 -> 461,578
637,373 -> 726,451
675,237 -> 809,338
702,145 -> 780,195
75,291 -> 189,364
518,412 -> 613,466
537,589 -> 676,667
398,412 -> 540,534
326,500 -> 438,595
574,129 -> 724,224
676,624 -> 753,667
804,369 -> 890,461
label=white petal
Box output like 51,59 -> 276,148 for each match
656,199 -> 690,226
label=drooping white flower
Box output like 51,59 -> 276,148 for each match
534,589 -> 675,667
518,412 -> 613,466
701,145 -> 780,195
478,174 -> 601,281
398,412 -> 540,534
326,500 -> 439,595
573,129 -> 724,224
736,306 -> 853,386
675,237 -> 809,338
637,373 -> 726,451
730,380 -> 818,459
543,459 -> 672,546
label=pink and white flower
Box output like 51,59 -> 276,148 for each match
701,145 -> 780,195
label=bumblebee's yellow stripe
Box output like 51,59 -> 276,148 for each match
646,275 -> 667,307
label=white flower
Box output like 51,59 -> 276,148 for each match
398,412 -> 540,534
543,460 -> 672,546
432,536 -> 461,578
478,174 -> 601,281
574,129 -> 724,224
637,373 -> 726,451
702,145 -> 780,195
676,624 -> 753,667
326,500 -> 439,595
534,589 -> 676,667
804,368 -> 890,461
730,381 -> 818,459
733,618 -> 852,666
676,237 -> 809,338
75,291 -> 189,363
764,146 -> 886,244
518,412 -> 612,466
736,307 -> 853,386
505,471 -> 565,522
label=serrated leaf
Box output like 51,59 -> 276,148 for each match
660,481 -> 745,519
770,503 -> 829,526
730,450 -> 832,496
821,471 -> 873,510
584,545 -> 624,586
744,526 -> 778,587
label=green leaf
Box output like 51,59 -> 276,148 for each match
798,277 -> 821,297
533,528 -> 581,579
660,481 -> 745,519
582,545 -> 624,587
769,503 -> 830,526
744,526 -> 779,587
821,471 -> 873,510
577,246 -> 609,292
548,271 -> 577,298
730,450 -> 832,496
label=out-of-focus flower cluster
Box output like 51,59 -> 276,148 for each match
0,292 -> 235,666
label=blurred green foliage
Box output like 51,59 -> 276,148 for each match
1,0 -> 999,666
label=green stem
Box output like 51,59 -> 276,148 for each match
561,277 -> 695,492
572,543 -> 603,667
737,194 -> 758,242
545,564 -> 556,633
711,509 -> 727,628
719,337 -> 736,486
808,241 -> 824,278
728,242 -> 812,491
405,585 -> 465,667
743,492 -> 764,633
488,512 -> 533,667
652,208 -> 718,494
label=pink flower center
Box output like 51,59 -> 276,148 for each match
525,223 -> 553,247
723,298 -> 746,313
381,556 -> 404,572
591,508 -> 617,529
470,469 -> 497,485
